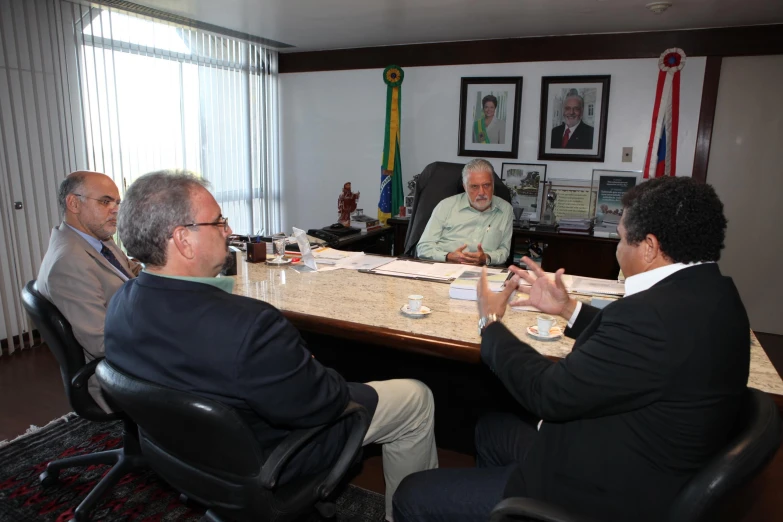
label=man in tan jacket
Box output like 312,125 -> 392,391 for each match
37,171 -> 141,411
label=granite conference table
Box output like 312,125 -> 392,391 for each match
230,262 -> 783,397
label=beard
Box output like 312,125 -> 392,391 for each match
471,196 -> 491,211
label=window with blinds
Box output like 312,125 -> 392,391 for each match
75,4 -> 281,237
0,0 -> 281,352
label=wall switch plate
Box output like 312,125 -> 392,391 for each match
622,147 -> 633,162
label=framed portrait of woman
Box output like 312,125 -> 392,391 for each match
458,76 -> 523,159
538,75 -> 611,162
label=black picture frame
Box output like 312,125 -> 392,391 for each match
538,75 -> 611,162
458,76 -> 523,159
591,169 -> 641,218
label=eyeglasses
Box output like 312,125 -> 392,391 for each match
180,216 -> 229,232
73,194 -> 121,208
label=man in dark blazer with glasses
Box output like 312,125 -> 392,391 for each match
105,170 -> 438,521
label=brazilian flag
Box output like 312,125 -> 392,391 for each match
379,65 -> 404,225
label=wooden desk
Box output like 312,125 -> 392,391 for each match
232,263 -> 783,520
387,217 -> 621,279
231,264 -> 783,395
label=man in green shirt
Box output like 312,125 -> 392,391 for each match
416,159 -> 513,266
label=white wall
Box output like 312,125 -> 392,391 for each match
280,58 -> 705,230
708,55 -> 783,335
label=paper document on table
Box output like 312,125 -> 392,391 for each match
311,247 -> 363,265
515,271 -> 623,296
569,276 -> 625,296
517,272 -> 574,292
510,291 -> 540,312
371,260 -> 468,281
336,254 -> 395,271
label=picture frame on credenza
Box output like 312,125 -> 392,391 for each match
500,163 -> 547,222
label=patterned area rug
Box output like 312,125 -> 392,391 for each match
0,414 -> 385,521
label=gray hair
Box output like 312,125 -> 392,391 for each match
57,172 -> 88,217
118,170 -> 210,267
462,158 -> 494,186
564,89 -> 584,110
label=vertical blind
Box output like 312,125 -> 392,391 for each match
75,2 -> 281,237
0,0 -> 281,353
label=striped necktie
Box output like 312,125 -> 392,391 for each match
101,244 -> 132,279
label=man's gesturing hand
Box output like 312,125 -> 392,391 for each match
508,256 -> 576,319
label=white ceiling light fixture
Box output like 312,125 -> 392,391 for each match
646,2 -> 673,14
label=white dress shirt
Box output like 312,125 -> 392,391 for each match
566,262 -> 712,327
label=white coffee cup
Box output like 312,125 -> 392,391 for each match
408,294 -> 424,312
537,314 -> 555,336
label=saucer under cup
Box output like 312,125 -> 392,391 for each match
400,304 -> 431,317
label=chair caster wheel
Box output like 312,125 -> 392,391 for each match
315,501 -> 336,519
39,470 -> 60,486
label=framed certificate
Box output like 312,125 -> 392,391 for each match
592,170 -> 641,218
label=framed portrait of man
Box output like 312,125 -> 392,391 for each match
458,76 -> 523,159
538,75 -> 611,162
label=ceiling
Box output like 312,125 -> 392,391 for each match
134,0 -> 783,52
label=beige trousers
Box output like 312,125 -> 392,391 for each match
364,379 -> 439,521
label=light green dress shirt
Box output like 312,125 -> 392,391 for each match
143,270 -> 236,293
416,193 -> 513,265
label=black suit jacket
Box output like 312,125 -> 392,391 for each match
482,264 -> 750,522
105,272 -> 377,483
550,122 -> 594,149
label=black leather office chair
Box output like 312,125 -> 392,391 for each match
20,280 -> 145,522
403,161 -> 512,258
489,387 -> 781,522
95,359 -> 370,522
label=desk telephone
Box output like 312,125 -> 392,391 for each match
307,229 -> 339,246
307,223 -> 361,245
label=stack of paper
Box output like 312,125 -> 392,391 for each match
311,247 -> 363,265
448,269 -> 507,301
335,254 -> 394,271
569,276 -> 625,296
515,271 -> 624,296
558,218 -> 592,235
371,260 -> 468,281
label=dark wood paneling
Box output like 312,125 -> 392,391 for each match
334,226 -> 393,255
692,56 -> 723,183
388,218 -> 409,256
756,332 -> 783,382
280,25 -> 783,73
285,310 -> 482,363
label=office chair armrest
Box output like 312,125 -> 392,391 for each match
71,357 -> 103,390
489,497 -> 596,522
259,401 -> 370,491
313,402 -> 370,499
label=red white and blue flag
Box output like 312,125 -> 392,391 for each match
643,48 -> 686,179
